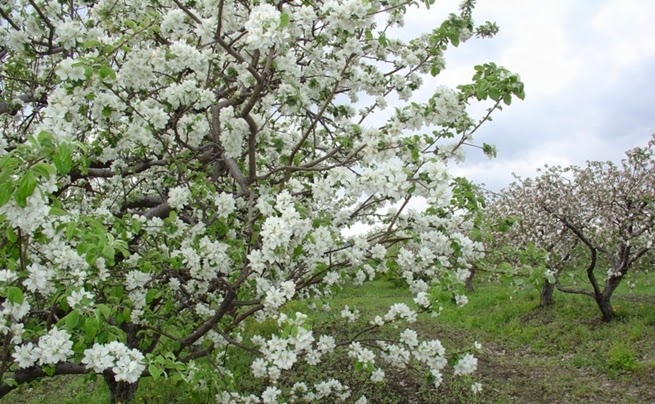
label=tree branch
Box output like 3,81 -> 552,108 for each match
0,363 -> 88,399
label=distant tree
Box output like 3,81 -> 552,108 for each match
485,175 -> 579,307
489,136 -> 655,320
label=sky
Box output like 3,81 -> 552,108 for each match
399,0 -> 655,191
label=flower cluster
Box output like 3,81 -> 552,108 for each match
82,342 -> 146,383
12,327 -> 73,368
454,353 -> 478,376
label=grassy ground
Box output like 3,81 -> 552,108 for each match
433,271 -> 655,403
4,270 -> 655,403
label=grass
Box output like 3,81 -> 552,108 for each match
430,269 -> 655,402
4,270 -> 655,403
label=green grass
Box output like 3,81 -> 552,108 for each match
4,273 -> 655,403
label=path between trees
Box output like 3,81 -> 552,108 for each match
387,321 -> 655,404
477,342 -> 653,404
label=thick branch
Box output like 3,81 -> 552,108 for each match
143,203 -> 171,219
543,205 -> 601,297
224,158 -> 248,193
0,363 -> 88,398
177,288 -> 236,350
555,281 -> 594,298
0,94 -> 47,115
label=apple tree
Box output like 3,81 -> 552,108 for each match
0,0 -> 524,401
488,137 -> 654,320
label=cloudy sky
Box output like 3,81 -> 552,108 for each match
399,0 -> 655,191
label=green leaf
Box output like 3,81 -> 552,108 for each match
101,245 -> 114,259
84,217 -> 106,234
6,286 -> 24,304
476,87 -> 487,100
31,163 -> 55,179
15,171 -> 38,208
489,88 -> 501,102
43,365 -> 56,376
111,286 -> 124,299
293,245 -> 303,258
64,310 -> 81,330
84,250 -> 98,266
98,65 -> 116,81
449,33 -> 460,47
49,206 -> 68,216
430,65 -> 441,77
503,94 -> 512,105
114,240 -> 130,258
148,364 -> 162,380
411,147 -> 420,161
0,183 -> 13,207
131,220 -> 142,233
96,304 -> 111,320
81,39 -> 102,49
83,66 -> 93,79
66,221 -> 77,240
5,226 -> 17,243
279,13 -> 290,29
124,19 -> 138,30
84,317 -> 99,340
482,143 -> 497,159
53,143 -> 73,175
114,310 -> 124,326
37,131 -> 56,148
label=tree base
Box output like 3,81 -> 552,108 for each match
104,374 -> 138,403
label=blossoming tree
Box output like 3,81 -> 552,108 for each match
0,0 -> 524,401
488,137 -> 655,320
484,175 -> 580,306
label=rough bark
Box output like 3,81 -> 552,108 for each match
104,374 -> 138,403
465,267 -> 475,292
596,275 -> 623,322
540,280 -> 555,306
0,363 -> 87,399
596,297 -> 614,322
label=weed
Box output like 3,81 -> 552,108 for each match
607,343 -> 640,373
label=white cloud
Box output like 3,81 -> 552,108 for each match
478,1 -> 583,96
591,1 -> 655,68
379,1 -> 654,192
453,128 -> 651,191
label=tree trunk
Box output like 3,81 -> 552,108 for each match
594,275 -> 624,322
540,280 -> 555,307
465,267 -> 475,292
596,296 -> 614,322
104,374 -> 138,403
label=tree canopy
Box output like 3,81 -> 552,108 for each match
486,136 -> 655,320
0,0 -> 524,401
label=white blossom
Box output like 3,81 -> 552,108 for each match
455,294 -> 469,307
34,327 -> 74,366
454,354 -> 478,376
168,186 -> 190,210
13,343 -> 37,368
